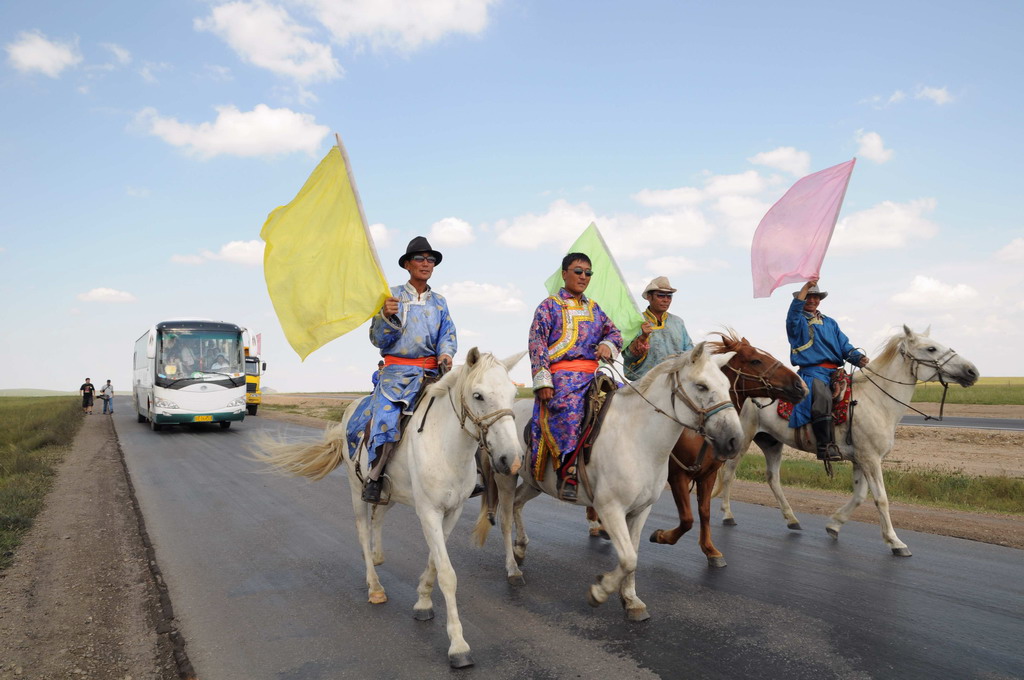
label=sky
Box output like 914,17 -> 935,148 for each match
2,0 -> 1022,393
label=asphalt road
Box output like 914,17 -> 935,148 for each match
114,400 -> 1024,679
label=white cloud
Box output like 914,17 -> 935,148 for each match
632,169 -> 766,209
995,237 -> 1024,263
196,1 -> 342,83
831,198 -> 938,250
171,240 -> 264,266
892,275 -> 978,307
77,287 -> 137,303
203,64 -> 233,81
916,85 -> 954,105
888,90 -> 906,104
306,0 -> 497,51
136,104 -> 330,158
430,217 -> 475,247
494,199 -> 597,250
713,194 -> 772,247
138,61 -> 172,83
631,186 -> 703,208
369,222 -> 392,248
855,130 -> 894,163
5,31 -> 82,78
747,146 -> 811,176
102,42 -> 131,66
646,255 -> 728,277
438,281 -> 525,312
704,170 -> 766,197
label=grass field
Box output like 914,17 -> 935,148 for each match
732,455 -> 1024,515
913,377 -> 1024,405
0,396 -> 82,570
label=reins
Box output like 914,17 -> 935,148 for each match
415,364 -> 515,456
855,346 -> 958,421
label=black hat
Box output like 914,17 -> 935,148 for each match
398,236 -> 443,267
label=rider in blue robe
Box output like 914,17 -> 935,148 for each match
787,280 -> 868,460
346,237 -> 457,503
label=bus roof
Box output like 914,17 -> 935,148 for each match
155,320 -> 243,333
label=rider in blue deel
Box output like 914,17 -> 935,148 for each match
787,280 -> 870,461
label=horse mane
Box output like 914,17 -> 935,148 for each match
852,331 -> 908,385
706,328 -> 746,355
630,351 -> 693,395
424,351 -> 500,400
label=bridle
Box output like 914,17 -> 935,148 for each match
724,353 -> 791,410
857,344 -> 960,421
450,389 -> 515,458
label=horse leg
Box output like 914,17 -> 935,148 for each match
586,507 -> 637,611
760,438 -> 802,530
347,471 -> 387,604
834,458 -> 911,556
512,483 -> 540,565
418,506 -> 474,668
715,454 -> 740,525
370,504 -> 388,566
826,463 -> 868,540
697,464 -> 726,567
495,472 -> 525,585
618,507 -> 653,621
648,464 -> 693,546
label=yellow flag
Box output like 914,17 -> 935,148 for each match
261,141 -> 390,360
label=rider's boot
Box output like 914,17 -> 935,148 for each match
811,416 -> 842,462
558,465 -> 579,503
361,445 -> 387,504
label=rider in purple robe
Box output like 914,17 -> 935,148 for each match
528,253 -> 622,502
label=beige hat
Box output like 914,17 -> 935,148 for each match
793,284 -> 828,300
642,276 -> 677,300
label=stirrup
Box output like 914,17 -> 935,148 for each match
558,480 -> 578,503
816,443 -> 843,463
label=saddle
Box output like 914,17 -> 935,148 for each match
777,368 -> 853,425
355,374 -> 442,461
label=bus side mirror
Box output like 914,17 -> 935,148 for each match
262,362 -> 267,371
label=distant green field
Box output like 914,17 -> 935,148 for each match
0,396 -> 82,570
0,389 -> 77,398
913,378 -> 1024,405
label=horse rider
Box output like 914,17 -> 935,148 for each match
354,236 -> 457,504
787,279 -> 869,461
528,252 -> 622,502
621,276 -> 694,380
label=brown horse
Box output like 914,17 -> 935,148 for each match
590,332 -> 806,568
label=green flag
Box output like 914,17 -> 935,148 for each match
544,223 -> 643,342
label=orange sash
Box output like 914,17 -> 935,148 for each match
384,355 -> 439,370
550,359 -> 598,373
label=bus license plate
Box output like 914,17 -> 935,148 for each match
193,415 -> 213,422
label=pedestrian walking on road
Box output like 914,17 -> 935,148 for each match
100,379 -> 114,414
80,378 -> 96,415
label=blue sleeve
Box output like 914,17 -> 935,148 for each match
786,297 -> 810,348
837,326 -> 864,364
594,303 -> 622,351
680,320 -> 694,353
436,297 -> 458,358
370,305 -> 402,351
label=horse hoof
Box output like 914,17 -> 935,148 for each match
413,607 -> 434,621
513,551 -> 525,566
722,517 -> 737,526
587,584 -> 604,608
626,607 -> 651,622
648,530 -> 661,543
598,529 -> 610,540
707,556 -> 727,568
372,557 -> 385,566
368,591 -> 388,605
826,526 -> 840,540
449,652 -> 474,669
892,547 -> 912,557
507,573 -> 526,586
787,522 -> 803,531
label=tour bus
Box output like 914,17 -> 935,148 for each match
133,320 -> 248,430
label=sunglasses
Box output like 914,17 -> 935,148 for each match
653,292 -> 673,299
569,267 -> 594,277
410,255 -> 437,264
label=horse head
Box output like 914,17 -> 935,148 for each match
449,347 -> 523,476
672,342 -> 745,461
895,325 -> 979,387
710,330 -> 807,406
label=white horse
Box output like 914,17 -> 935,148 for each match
474,342 -> 745,622
713,326 -> 979,556
257,348 -> 524,668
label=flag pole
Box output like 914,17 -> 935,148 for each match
335,132 -> 388,285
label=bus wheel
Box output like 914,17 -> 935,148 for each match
220,421 -> 231,429
137,411 -> 146,423
247,405 -> 258,416
150,413 -> 163,431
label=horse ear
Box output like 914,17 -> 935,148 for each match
713,351 -> 736,368
690,341 -> 707,365
501,350 -> 527,371
923,325 -> 931,337
466,347 -> 480,366
902,324 -> 915,339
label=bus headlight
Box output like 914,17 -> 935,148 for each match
155,398 -> 179,409
226,397 -> 247,408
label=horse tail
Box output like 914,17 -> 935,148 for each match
471,455 -> 497,547
253,422 -> 348,481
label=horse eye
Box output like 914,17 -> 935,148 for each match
927,347 -> 937,352
473,392 -> 484,401
750,359 -> 762,365
696,383 -> 708,392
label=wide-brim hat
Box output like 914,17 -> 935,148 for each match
398,236 -> 443,267
642,275 -> 678,300
794,284 -> 828,299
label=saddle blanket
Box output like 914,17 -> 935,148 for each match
777,370 -> 852,426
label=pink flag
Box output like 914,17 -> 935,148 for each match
751,158 -> 856,298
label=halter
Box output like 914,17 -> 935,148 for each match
724,355 -> 789,409
857,344 -> 960,421
449,389 -> 515,458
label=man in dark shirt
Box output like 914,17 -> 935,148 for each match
80,378 -> 96,415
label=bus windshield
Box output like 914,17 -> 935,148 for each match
157,329 -> 245,383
